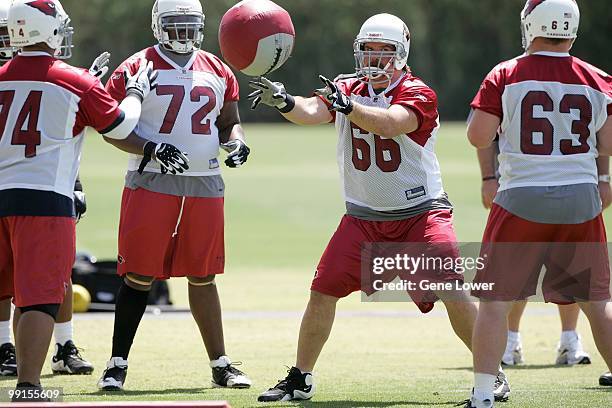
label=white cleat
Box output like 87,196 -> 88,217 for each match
464,393 -> 494,408
556,334 -> 591,365
97,357 -> 128,391
501,338 -> 524,366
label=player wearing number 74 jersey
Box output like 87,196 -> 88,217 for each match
466,0 -> 612,406
0,0 -> 186,397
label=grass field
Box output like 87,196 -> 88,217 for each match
3,123 -> 611,407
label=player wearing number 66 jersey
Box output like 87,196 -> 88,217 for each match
250,13 -> 510,403
98,0 -> 251,392
466,0 -> 612,406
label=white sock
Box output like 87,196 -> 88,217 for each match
54,321 -> 73,346
507,330 -> 520,343
473,372 -> 495,402
560,330 -> 578,345
0,320 -> 11,345
210,355 -> 231,368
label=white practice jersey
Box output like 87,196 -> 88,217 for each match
0,52 -> 122,199
107,45 -> 240,176
471,52 -> 611,191
320,73 -> 445,211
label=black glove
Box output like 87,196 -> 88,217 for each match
74,191 -> 86,222
317,75 -> 353,115
247,77 -> 295,112
221,139 -> 250,168
125,59 -> 158,102
73,177 -> 86,222
138,142 -> 190,175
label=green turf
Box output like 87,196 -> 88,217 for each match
7,122 -> 610,407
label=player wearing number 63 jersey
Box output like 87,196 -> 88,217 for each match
98,0 -> 251,393
250,13 -> 510,404
466,0 -> 612,407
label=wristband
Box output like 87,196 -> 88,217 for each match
598,174 -> 610,183
482,176 -> 497,181
126,89 -> 144,103
277,94 -> 295,113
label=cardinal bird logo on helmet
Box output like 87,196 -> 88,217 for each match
524,0 -> 547,16
26,0 -> 58,18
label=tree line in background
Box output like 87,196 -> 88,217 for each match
63,0 -> 610,122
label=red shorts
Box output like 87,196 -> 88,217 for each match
117,187 -> 224,279
473,204 -> 610,302
313,210 -> 462,313
0,216 -> 74,307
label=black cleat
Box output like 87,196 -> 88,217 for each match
494,370 -> 510,401
600,372 -> 612,386
0,342 -> 17,376
258,366 -> 315,402
97,357 -> 128,391
211,358 -> 251,388
51,340 -> 94,375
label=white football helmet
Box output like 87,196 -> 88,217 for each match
152,0 -> 205,54
521,0 -> 579,50
353,13 -> 410,84
0,1 -> 17,62
8,0 -> 73,59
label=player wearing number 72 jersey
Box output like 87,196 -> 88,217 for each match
98,0 -> 251,392
466,0 -> 612,406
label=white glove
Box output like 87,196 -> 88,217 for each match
247,77 -> 293,111
89,51 -> 110,79
125,59 -> 158,102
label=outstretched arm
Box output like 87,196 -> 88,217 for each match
248,77 -> 332,125
316,75 -> 418,138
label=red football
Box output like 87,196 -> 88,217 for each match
218,0 -> 295,76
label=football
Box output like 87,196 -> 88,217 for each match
218,0 -> 295,76
72,284 -> 91,313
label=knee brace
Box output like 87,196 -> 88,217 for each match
125,273 -> 155,289
19,303 -> 60,320
187,276 -> 216,287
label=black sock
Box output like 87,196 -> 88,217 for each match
111,281 -> 149,359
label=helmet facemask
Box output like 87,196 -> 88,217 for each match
353,39 -> 407,85
54,16 -> 74,60
158,13 -> 204,54
0,25 -> 16,62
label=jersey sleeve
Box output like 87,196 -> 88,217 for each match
75,79 -> 122,133
105,56 -> 142,102
223,65 -> 240,102
470,66 -> 505,118
393,83 -> 438,132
